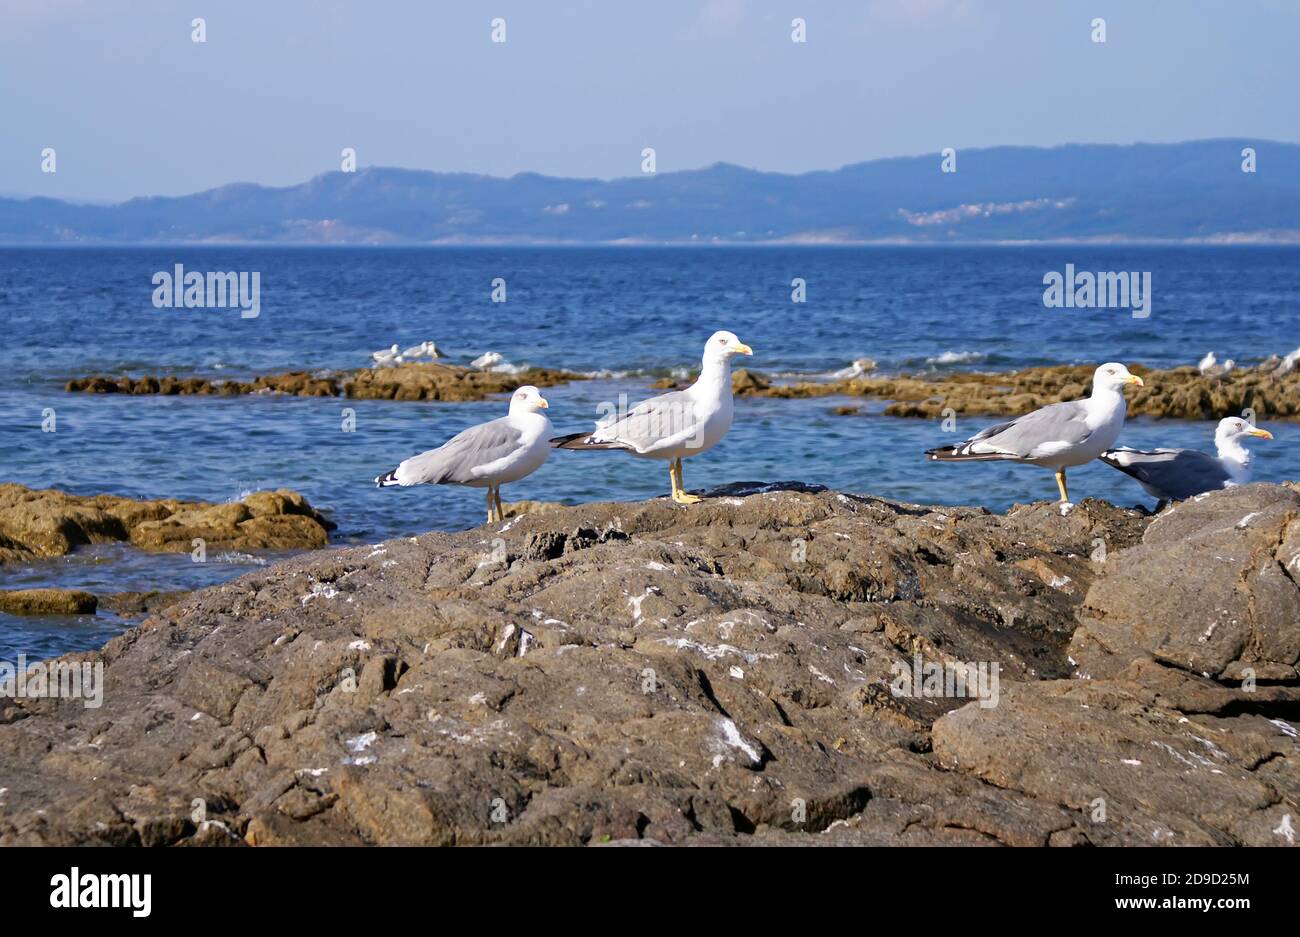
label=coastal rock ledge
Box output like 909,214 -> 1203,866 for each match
2,483 -> 1298,846
0,484 -> 334,565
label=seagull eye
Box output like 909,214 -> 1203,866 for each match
718,338 -> 728,345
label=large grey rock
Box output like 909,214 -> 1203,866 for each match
1070,483 -> 1300,681
0,484 -> 1295,846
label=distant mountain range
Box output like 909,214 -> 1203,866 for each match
4,140 -> 1299,245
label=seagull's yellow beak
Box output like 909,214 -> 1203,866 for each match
734,342 -> 754,356
1125,374 -> 1144,387
1248,427 -> 1272,440
537,396 -> 549,409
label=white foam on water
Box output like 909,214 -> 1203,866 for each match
926,350 -> 986,366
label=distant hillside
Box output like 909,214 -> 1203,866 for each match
3,140 -> 1299,244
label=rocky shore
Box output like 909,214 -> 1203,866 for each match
65,357 -> 1300,424
65,361 -> 587,403
730,361 -> 1300,422
0,484 -> 334,565
1,481 -> 1296,846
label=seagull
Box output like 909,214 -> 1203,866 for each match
925,363 -> 1144,506
1279,347 -> 1300,375
1099,417 -> 1273,509
471,351 -> 504,371
832,357 -> 877,380
550,330 -> 753,504
371,343 -> 403,366
1198,352 -> 1236,379
375,386 -> 552,524
402,341 -> 441,360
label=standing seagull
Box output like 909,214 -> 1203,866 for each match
375,386 -> 552,524
550,330 -> 753,504
1099,417 -> 1273,509
925,363 -> 1144,505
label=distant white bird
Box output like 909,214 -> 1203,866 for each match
926,363 -> 1145,506
375,386 -> 552,524
372,344 -> 402,366
402,341 -> 441,360
1197,351 -> 1238,379
471,351 -> 504,371
832,357 -> 877,380
551,330 -> 754,504
1100,417 -> 1273,509
1280,346 -> 1300,374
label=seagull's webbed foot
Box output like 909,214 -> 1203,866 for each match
669,458 -> 702,505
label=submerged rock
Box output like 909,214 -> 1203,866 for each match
0,484 -> 1295,846
66,362 -> 586,404
0,484 -> 334,565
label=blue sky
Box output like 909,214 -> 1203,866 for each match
2,0 -> 1297,201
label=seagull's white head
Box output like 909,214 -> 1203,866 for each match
703,330 -> 754,367
509,385 -> 549,415
1093,362 -> 1144,393
1215,416 -> 1272,447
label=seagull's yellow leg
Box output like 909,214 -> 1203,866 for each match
1055,469 -> 1070,504
671,457 -> 702,505
493,488 -> 505,521
486,486 -> 497,524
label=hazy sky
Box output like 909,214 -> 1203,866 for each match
2,0 -> 1297,201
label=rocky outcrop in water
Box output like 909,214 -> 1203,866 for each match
0,485 -> 334,565
732,362 -> 1300,422
65,362 -> 586,403
1,481 -> 1296,846
0,589 -> 97,616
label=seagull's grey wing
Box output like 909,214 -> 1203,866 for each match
1099,448 -> 1231,500
394,417 -> 524,485
962,400 -> 1095,459
592,390 -> 701,453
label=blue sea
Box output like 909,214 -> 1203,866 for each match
2,246 -> 1298,660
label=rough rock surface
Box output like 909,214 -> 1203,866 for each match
0,485 -> 334,565
731,362 -> 1300,422
1,483 -> 1296,846
66,362 -> 585,403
